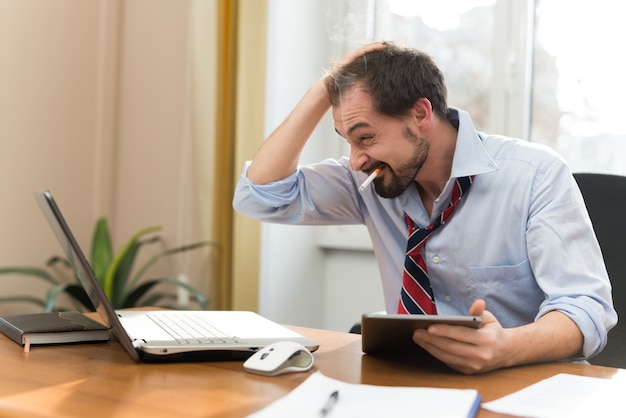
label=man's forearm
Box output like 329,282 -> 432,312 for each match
503,310 -> 583,368
247,79 -> 331,185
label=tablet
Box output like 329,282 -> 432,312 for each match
361,313 -> 483,355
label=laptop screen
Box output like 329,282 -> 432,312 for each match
34,189 -> 141,361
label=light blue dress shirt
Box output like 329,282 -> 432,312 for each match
233,109 -> 617,359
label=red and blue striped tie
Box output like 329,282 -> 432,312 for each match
398,176 -> 474,315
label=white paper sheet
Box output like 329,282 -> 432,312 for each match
247,371 -> 481,418
482,373 -> 626,418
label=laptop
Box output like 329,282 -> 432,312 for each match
33,189 -> 319,362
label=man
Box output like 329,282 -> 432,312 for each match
232,42 -> 616,374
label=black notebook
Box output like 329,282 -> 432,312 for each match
0,311 -> 110,346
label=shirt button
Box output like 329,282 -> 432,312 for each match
444,295 -> 452,302
432,255 -> 441,263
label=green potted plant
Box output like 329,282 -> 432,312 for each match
0,218 -> 216,311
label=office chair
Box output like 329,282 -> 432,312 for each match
573,172 -> 626,368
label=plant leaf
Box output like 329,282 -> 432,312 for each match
142,293 -> 210,310
62,284 -> 96,311
91,218 -> 113,285
110,235 -> 161,307
111,241 -> 141,308
46,255 -> 71,269
136,293 -> 204,309
45,283 -> 77,312
122,277 -> 209,309
45,256 -> 77,283
0,267 -> 60,285
0,296 -> 47,308
128,240 -> 221,290
122,280 -> 158,308
137,292 -> 170,307
102,225 -> 161,305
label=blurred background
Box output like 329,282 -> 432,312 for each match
1,0 -> 624,333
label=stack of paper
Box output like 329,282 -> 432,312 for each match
248,371 -> 481,418
482,373 -> 625,418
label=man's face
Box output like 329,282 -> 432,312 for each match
332,88 -> 429,198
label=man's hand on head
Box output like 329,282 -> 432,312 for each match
337,42 -> 388,68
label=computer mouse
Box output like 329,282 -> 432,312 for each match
243,341 -> 314,376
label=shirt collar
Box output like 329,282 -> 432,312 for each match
448,108 -> 498,179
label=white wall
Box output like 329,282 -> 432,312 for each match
259,0 -> 384,332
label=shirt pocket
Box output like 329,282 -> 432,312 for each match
466,259 -> 542,326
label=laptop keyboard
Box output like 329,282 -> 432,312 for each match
147,312 -> 241,344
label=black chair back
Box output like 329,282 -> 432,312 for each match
574,172 -> 626,368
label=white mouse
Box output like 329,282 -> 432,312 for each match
243,341 -> 314,376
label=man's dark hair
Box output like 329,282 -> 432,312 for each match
325,42 -> 448,120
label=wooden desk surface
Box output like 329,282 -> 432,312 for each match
0,324 -> 623,417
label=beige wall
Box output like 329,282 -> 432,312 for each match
0,0 -> 210,314
113,0 -> 207,296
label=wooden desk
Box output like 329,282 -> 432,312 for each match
0,325 -> 623,417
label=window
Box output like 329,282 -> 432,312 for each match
373,0 -> 497,131
371,0 -> 626,174
531,0 -> 626,175
318,0 -> 625,250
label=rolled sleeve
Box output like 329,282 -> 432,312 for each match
539,295 -> 616,359
232,159 -> 365,225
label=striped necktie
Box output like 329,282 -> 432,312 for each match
398,176 -> 474,315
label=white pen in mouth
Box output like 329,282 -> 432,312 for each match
358,168 -> 381,192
